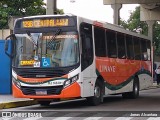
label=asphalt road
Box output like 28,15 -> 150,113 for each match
1,88 -> 160,119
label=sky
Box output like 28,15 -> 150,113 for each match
45,0 -> 139,23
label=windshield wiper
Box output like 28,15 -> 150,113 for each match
47,29 -> 61,49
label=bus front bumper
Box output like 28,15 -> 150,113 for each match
12,82 -> 81,99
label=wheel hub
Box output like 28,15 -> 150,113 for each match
94,86 -> 100,98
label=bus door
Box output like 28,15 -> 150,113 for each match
80,22 -> 94,97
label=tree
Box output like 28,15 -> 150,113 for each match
153,22 -> 160,55
120,6 -> 160,55
56,9 -> 64,15
0,0 -> 64,29
0,0 -> 46,29
120,6 -> 148,35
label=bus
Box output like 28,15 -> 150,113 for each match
5,14 -> 152,106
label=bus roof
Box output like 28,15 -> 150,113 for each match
77,16 -> 150,40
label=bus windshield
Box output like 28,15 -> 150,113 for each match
13,31 -> 79,68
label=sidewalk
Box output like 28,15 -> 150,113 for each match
0,83 -> 160,109
148,82 -> 160,89
0,95 -> 37,109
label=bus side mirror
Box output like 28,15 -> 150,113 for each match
5,34 -> 15,58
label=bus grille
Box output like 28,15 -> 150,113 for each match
13,68 -> 66,78
21,86 -> 63,95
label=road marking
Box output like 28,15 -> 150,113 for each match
1,118 -> 13,120
40,111 -> 57,118
115,117 -> 133,120
2,116 -> 160,120
83,117 -> 103,120
83,113 -> 108,120
53,112 -> 83,120
147,117 -> 160,120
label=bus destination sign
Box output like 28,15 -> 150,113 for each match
22,18 -> 69,28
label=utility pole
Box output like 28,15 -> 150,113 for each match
46,0 -> 57,15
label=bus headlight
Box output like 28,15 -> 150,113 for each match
12,77 -> 21,89
63,74 -> 79,88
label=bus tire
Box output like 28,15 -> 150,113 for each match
86,80 -> 103,106
122,78 -> 139,99
130,77 -> 139,98
38,101 -> 51,106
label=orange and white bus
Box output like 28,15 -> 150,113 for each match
5,15 -> 152,106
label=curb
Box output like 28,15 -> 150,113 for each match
144,85 -> 160,90
0,100 -> 38,109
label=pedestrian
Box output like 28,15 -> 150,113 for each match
153,63 -> 157,83
155,66 -> 160,85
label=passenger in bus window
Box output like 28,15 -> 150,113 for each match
155,66 -> 160,85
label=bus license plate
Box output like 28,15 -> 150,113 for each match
36,90 -> 47,95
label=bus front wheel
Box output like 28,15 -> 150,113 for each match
86,81 -> 103,106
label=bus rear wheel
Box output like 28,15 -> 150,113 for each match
131,78 -> 139,98
122,78 -> 139,99
86,81 -> 103,106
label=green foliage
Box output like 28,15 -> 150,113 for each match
56,9 -> 64,15
120,6 -> 148,35
154,22 -> 160,55
0,0 -> 46,29
0,0 -> 65,29
120,6 -> 160,55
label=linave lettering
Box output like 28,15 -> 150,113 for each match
99,65 -> 116,72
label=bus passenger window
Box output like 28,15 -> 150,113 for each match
141,39 -> 148,61
106,30 -> 117,58
117,32 -> 126,59
94,27 -> 106,57
133,37 -> 141,60
126,35 -> 134,59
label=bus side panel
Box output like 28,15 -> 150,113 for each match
139,60 -> 152,90
95,57 -> 152,94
